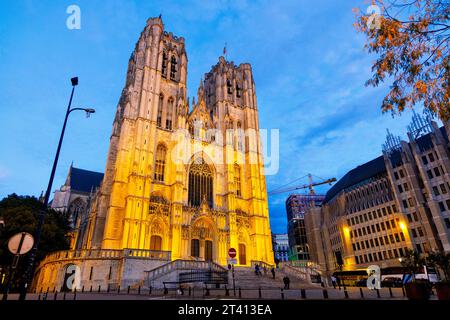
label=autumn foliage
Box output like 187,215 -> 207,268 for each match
354,0 -> 449,121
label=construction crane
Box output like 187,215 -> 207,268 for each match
268,174 -> 336,196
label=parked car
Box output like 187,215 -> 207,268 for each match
381,277 -> 403,288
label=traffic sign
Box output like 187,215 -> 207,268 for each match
228,247 -> 237,258
8,232 -> 34,255
228,258 -> 237,265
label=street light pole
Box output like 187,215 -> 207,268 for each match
18,77 -> 95,300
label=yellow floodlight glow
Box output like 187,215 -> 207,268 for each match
399,221 -> 406,230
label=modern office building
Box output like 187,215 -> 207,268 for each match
286,194 -> 324,261
272,233 -> 289,262
305,114 -> 450,276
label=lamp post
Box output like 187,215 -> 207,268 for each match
18,77 -> 95,300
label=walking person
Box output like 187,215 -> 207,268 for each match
255,264 -> 260,276
283,276 -> 290,289
271,267 -> 276,279
331,275 -> 337,289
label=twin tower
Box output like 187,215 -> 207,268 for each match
83,17 -> 273,266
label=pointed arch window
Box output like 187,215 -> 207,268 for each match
188,159 -> 213,207
170,55 -> 178,81
227,79 -> 233,94
154,144 -> 167,182
234,164 -> 242,197
157,94 -> 164,128
237,121 -> 243,151
161,51 -> 168,78
166,97 -> 174,130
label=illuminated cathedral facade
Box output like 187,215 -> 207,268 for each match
34,17 -> 273,291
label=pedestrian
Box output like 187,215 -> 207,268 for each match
331,275 -> 337,289
271,267 -> 276,279
255,264 -> 260,276
263,266 -> 267,275
283,276 -> 290,289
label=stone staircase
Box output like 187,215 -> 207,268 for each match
231,266 -> 318,289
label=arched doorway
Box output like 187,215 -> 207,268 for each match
238,243 -> 247,265
190,217 -> 216,262
150,235 -> 162,251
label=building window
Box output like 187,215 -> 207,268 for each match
234,164 -> 241,197
188,158 -> 213,207
166,97 -> 173,130
434,167 -> 441,177
422,155 -> 428,165
157,94 -> 164,127
433,186 -> 440,196
446,199 -> 450,210
412,229 -> 418,238
440,184 -> 447,194
161,51 -> 168,78
427,170 -> 433,179
170,55 -> 178,81
439,202 -> 446,212
445,218 -> 450,229
154,144 -> 167,182
429,153 -> 435,162
227,79 -> 233,94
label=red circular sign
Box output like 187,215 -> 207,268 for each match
228,248 -> 237,258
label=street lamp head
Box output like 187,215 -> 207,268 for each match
71,77 -> 79,86
85,108 -> 95,118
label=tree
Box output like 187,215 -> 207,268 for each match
0,194 -> 70,291
426,250 -> 450,281
354,0 -> 450,121
401,249 -> 425,280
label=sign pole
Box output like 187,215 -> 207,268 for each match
2,233 -> 26,300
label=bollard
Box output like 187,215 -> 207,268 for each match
359,287 -> 364,299
402,286 -> 406,297
90,285 -> 93,293
225,286 -> 229,297
73,288 -> 77,300
376,288 -> 380,298
63,292 -> 66,300
53,287 -> 56,293
98,285 -> 101,293
138,286 -> 141,295
164,286 -> 168,295
81,286 -> 85,293
107,284 -> 110,293
301,289 -> 306,299
205,287 -> 210,296
149,286 -> 152,295
128,286 -> 131,294
238,287 -> 242,298
117,285 -> 121,294
389,287 -> 393,298
54,291 -> 58,300
323,289 -> 329,299
281,288 -> 285,300
38,294 -> 41,301
258,288 -> 262,299
189,287 -> 191,296
344,289 -> 349,299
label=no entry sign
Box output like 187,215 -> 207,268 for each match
228,247 -> 237,258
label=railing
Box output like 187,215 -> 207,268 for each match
145,259 -> 227,284
178,270 -> 228,284
251,260 -> 275,270
38,248 -> 171,268
124,249 -> 171,260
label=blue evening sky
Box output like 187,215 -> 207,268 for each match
0,0 -> 427,234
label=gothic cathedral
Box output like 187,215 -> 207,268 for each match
80,17 -> 273,266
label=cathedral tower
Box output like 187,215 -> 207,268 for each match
85,17 -> 273,266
